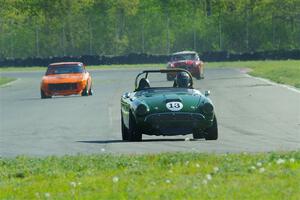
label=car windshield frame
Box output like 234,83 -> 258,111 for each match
171,53 -> 196,61
45,65 -> 84,75
134,69 -> 194,91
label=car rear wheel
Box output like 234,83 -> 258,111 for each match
128,113 -> 142,141
41,89 -> 51,99
204,116 -> 218,140
121,114 -> 129,141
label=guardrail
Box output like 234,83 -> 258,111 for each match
0,49 -> 299,67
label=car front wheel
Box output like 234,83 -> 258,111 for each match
81,84 -> 89,96
41,89 -> 51,99
128,113 -> 142,141
204,116 -> 218,140
88,84 -> 93,96
166,73 -> 174,81
192,129 -> 204,139
121,114 -> 129,141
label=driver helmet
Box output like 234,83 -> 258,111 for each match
175,72 -> 191,88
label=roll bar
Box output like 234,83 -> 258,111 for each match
134,69 -> 193,90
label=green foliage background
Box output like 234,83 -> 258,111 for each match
0,0 -> 299,58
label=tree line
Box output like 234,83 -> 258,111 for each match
0,0 -> 299,59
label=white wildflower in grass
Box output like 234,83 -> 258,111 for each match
185,137 -> 190,141
206,174 -> 212,181
185,161 -> 189,166
44,193 -> 50,198
250,166 -> 256,170
259,168 -> 265,173
70,181 -> 77,187
112,176 -> 119,183
256,162 -> 262,167
290,158 -> 295,163
168,169 -> 173,173
202,179 -> 208,185
78,182 -> 82,186
35,192 -> 40,198
165,179 -> 171,184
101,148 -> 105,152
195,163 -> 200,168
276,158 -> 285,165
213,167 -> 219,173
150,181 -> 156,186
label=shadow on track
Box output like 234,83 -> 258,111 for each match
77,138 -> 199,144
20,95 -> 89,101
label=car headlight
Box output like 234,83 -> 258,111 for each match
202,102 -> 214,114
136,104 -> 149,116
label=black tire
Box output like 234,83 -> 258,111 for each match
195,70 -> 204,80
41,89 -> 51,99
192,130 -> 204,139
167,74 -> 174,81
88,84 -> 93,96
195,72 -> 201,80
200,73 -> 205,79
204,116 -> 218,140
121,114 -> 129,141
128,113 -> 142,141
81,84 -> 89,96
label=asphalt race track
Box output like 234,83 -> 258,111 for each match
1,68 -> 299,157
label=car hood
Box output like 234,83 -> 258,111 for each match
135,89 -> 208,113
42,74 -> 84,84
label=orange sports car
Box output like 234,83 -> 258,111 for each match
40,62 -> 93,98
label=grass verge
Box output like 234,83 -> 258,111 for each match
206,60 -> 300,88
0,151 -> 299,199
0,77 -> 16,86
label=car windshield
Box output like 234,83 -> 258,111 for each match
171,53 -> 196,61
135,88 -> 194,97
46,65 -> 84,75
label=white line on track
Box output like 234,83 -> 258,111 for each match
240,72 -> 300,94
0,78 -> 19,87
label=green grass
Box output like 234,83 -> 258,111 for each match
0,152 -> 299,199
0,60 -> 299,88
205,60 -> 300,88
0,77 -> 16,86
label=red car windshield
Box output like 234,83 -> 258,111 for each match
46,65 -> 84,75
171,54 -> 196,61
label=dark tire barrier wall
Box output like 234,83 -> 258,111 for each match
0,50 -> 299,67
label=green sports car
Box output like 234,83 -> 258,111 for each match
121,69 -> 218,141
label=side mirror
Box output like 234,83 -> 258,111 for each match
122,92 -> 130,98
204,90 -> 210,96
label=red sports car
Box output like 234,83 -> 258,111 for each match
167,51 -> 204,80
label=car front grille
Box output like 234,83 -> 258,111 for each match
143,113 -> 205,134
48,83 -> 78,91
145,113 -> 204,123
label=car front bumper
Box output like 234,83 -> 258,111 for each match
42,82 -> 86,96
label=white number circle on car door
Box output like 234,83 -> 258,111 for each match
166,102 -> 183,111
